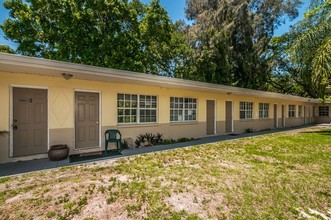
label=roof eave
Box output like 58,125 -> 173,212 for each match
0,53 -> 317,103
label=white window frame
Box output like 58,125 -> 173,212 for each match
259,103 -> 269,119
298,105 -> 303,117
319,106 -> 329,116
170,97 -> 197,122
240,102 -> 253,119
288,105 -> 296,118
117,93 -> 157,124
139,95 -> 158,123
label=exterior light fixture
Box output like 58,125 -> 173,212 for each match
62,73 -> 73,80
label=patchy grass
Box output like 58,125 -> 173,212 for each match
0,126 -> 331,219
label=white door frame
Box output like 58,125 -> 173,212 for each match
9,85 -> 49,158
73,89 -> 102,150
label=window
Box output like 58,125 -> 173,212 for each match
170,97 -> 197,122
117,94 -> 157,124
259,103 -> 269,118
139,95 -> 158,123
319,106 -> 329,116
240,102 -> 253,119
288,105 -> 295,118
298,106 -> 303,117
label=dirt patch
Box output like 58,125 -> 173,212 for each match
250,155 -> 281,164
72,193 -> 131,220
166,191 -> 227,219
166,192 -> 205,218
219,161 -> 239,169
5,192 -> 34,204
82,158 -> 120,169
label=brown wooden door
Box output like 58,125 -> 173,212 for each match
304,106 -> 307,124
13,88 -> 48,157
309,106 -> 312,123
75,92 -> 99,149
274,104 -> 278,128
206,100 -> 215,135
225,101 -> 233,133
282,105 -> 286,127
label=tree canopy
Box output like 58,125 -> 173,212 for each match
1,0 -> 190,75
270,0 -> 331,99
183,0 -> 301,89
0,45 -> 14,53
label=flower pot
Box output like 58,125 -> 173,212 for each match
48,144 -> 69,161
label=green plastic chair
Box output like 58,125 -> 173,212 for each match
104,129 -> 122,154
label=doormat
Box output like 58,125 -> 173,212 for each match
228,133 -> 240,136
69,150 -> 122,163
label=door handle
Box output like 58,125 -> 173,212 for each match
96,121 -> 99,124
12,125 -> 18,130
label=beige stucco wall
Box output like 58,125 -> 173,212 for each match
315,117 -> 331,124
0,71 -> 321,163
234,119 -> 273,133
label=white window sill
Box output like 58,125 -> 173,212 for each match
239,118 -> 254,122
170,121 -> 199,126
117,123 -> 159,128
258,118 -> 271,120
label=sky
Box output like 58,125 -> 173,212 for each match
0,0 -> 310,49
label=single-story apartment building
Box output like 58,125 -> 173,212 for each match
0,53 -> 330,164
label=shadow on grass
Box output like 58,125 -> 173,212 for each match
300,129 -> 331,136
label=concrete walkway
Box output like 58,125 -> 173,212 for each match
0,125 -> 322,177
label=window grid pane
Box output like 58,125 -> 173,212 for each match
118,94 -> 157,124
240,102 -> 253,119
319,106 -> 329,116
117,94 -> 138,123
259,103 -> 269,118
289,105 -> 295,118
298,106 -> 302,117
170,97 -> 197,122
139,95 -> 157,123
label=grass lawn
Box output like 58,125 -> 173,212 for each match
0,126 -> 331,219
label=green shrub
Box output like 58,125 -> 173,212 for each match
177,137 -> 193,143
162,138 -> 176,145
135,132 -> 164,147
121,140 -> 129,149
134,133 -> 193,147
135,139 -> 141,148
245,128 -> 254,133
